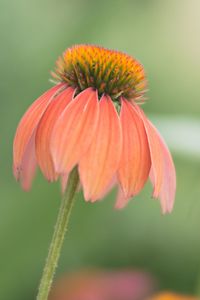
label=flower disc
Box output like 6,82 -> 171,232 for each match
52,44 -> 146,102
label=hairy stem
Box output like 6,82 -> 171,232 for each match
36,167 -> 79,300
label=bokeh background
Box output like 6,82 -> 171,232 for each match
1,0 -> 200,299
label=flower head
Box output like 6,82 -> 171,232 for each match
13,44 -> 176,213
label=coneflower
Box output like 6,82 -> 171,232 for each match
13,45 -> 176,300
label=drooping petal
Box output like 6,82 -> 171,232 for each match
79,95 -> 122,201
115,186 -> 130,209
117,99 -> 151,198
135,105 -> 176,214
15,133 -> 37,190
51,87 -> 99,174
60,173 -> 69,194
99,175 -> 117,200
13,83 -> 65,177
35,87 -> 75,181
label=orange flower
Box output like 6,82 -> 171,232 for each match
149,292 -> 198,300
13,45 -> 176,213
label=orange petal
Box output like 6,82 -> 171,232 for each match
79,95 -> 122,201
135,106 -> 176,214
14,133 -> 37,190
13,83 -> 65,177
117,99 -> 151,198
35,87 -> 75,181
115,186 -> 130,209
99,175 -> 117,200
60,173 -> 69,194
51,88 -> 99,173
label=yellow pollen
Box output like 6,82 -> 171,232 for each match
52,44 -> 147,102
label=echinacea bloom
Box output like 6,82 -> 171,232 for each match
149,292 -> 198,300
13,44 -> 176,213
49,269 -> 155,300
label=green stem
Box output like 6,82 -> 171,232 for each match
36,167 -> 79,300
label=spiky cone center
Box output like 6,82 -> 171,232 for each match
52,44 -> 147,103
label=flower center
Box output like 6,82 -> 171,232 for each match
52,44 -> 147,102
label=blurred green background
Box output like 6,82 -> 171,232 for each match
1,0 -> 200,299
